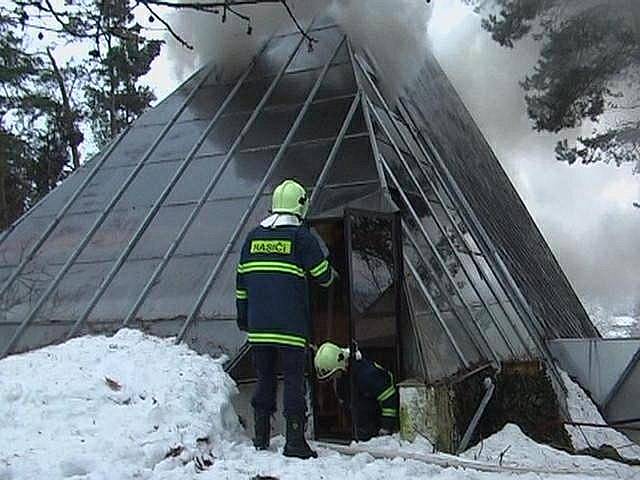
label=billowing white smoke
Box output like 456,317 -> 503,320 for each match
166,1 -> 329,81
329,0 -> 432,98
167,0 -> 431,96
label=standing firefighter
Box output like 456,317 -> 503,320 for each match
236,179 -> 335,459
314,342 -> 399,441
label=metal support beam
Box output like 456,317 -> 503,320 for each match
397,98 -> 566,392
124,31 -> 310,328
346,40 -> 388,194
309,91 -> 362,209
0,66 -> 214,359
355,59 -> 517,359
177,36 -> 348,343
378,150 -> 493,362
402,223 -> 481,361
66,47 -> 266,339
376,125 -> 500,364
394,102 -> 533,357
405,255 -> 470,368
457,377 -> 495,453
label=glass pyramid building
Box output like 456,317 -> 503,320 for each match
0,20 -> 598,387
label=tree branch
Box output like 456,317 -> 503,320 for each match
142,2 -> 193,50
141,0 -> 316,45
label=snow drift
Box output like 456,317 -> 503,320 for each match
2,331 -> 640,479
0,330 -> 240,479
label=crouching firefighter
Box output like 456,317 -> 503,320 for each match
236,179 -> 336,459
314,342 -> 399,441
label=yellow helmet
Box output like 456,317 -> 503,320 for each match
314,342 -> 349,380
272,179 -> 308,218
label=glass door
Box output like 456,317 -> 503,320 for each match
345,208 -> 402,440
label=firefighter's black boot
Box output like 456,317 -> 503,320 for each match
253,411 -> 270,450
283,415 -> 317,459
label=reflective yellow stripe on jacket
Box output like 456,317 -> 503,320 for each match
309,259 -> 329,278
247,332 -> 307,348
238,261 -> 305,278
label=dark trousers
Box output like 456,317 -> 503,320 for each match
353,397 -> 381,441
251,345 -> 307,418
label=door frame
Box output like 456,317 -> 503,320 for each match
344,207 -> 403,440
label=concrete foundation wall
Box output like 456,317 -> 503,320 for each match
399,362 -> 572,453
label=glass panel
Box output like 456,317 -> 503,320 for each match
286,27 -> 347,73
176,196 -> 252,257
181,319 -> 246,357
0,214 -> 58,266
137,67 -> 209,126
104,124 -> 165,169
471,302 -> 532,360
89,257 -> 159,322
32,260 -> 111,323
270,141 -> 333,190
111,114 -> 252,167
32,210 -> 101,265
137,253 -> 218,320
197,113 -> 252,156
129,203 -> 196,260
205,149 -> 276,200
117,160 -> 181,209
27,164 -> 91,217
69,165 -> 135,214
399,287 -> 426,380
180,83 -> 237,122
0,265 -> 12,285
404,51 -> 596,338
325,136 -> 378,185
403,232 -> 484,366
165,154 -> 225,204
348,213 -> 398,373
150,119 -> 234,163
75,208 -> 146,263
201,250 -> 241,319
0,258 -> 59,323
293,96 -> 366,143
249,31 -> 304,80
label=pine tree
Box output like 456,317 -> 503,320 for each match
466,0 -> 640,170
84,0 -> 162,146
0,13 -> 40,228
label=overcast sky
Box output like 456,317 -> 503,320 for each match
143,1 -> 640,316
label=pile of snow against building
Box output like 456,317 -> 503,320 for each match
0,1 -> 639,476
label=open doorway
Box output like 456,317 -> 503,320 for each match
309,219 -> 352,441
310,210 -> 401,442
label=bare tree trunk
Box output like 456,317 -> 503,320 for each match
46,49 -> 80,170
107,33 -> 117,139
0,158 -> 9,230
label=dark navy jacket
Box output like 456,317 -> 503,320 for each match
236,222 -> 332,348
336,357 -> 399,426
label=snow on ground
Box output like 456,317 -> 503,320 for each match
1,330 -> 640,480
586,305 -> 640,338
0,330 -> 240,479
561,370 -> 640,460
462,424 -> 638,479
